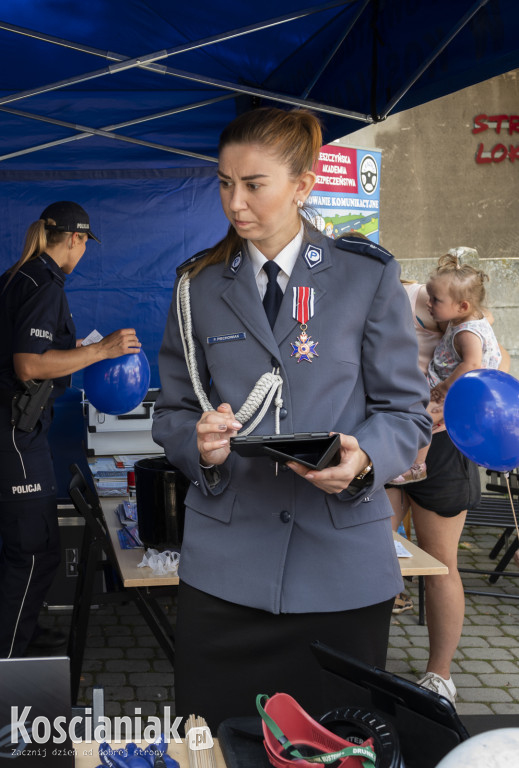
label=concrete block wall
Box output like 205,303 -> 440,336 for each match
398,256 -> 519,378
340,68 -> 518,380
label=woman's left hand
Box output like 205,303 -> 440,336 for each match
287,433 -> 370,494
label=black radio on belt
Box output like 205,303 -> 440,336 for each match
11,378 -> 54,432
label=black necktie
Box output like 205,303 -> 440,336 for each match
262,261 -> 283,328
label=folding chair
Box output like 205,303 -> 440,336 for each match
67,463 -> 177,704
460,468 -> 519,598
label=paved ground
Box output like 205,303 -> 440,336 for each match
388,523 -> 519,718
39,522 -> 519,723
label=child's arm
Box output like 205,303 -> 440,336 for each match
430,330 -> 483,401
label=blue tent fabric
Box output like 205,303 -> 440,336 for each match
0,1 -> 518,169
0,0 -> 518,388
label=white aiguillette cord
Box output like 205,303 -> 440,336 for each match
185,714 -> 216,768
177,272 -> 284,435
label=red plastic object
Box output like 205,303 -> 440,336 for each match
262,693 -> 374,768
127,470 -> 136,493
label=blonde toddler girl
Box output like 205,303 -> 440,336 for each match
392,252 -> 501,485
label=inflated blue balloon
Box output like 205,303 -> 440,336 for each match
83,351 -> 150,415
444,369 -> 519,472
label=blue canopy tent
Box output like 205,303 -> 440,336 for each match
0,0 -> 518,391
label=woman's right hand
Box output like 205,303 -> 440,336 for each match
197,403 -> 242,466
97,328 -> 141,359
14,328 -> 142,382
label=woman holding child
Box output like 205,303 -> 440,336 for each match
388,250 -> 507,705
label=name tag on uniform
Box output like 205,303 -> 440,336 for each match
207,332 -> 246,344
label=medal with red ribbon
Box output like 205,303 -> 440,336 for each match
290,286 -> 319,363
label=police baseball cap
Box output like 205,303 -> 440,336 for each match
40,200 -> 101,243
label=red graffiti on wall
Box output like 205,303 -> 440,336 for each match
472,114 -> 519,164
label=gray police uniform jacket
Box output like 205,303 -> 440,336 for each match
152,231 -> 431,614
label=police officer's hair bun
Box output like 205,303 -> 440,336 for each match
218,107 -> 322,178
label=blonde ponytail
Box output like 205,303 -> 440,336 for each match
5,218 -> 69,287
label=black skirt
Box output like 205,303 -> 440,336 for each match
174,581 -> 394,732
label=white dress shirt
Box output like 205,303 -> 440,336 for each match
247,226 -> 304,300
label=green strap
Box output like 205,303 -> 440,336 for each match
255,694 -> 376,767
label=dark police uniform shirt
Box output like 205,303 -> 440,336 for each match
0,254 -> 76,501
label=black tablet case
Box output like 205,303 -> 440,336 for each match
230,432 -> 340,470
310,641 -> 469,768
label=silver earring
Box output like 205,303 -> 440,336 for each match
297,200 -> 303,208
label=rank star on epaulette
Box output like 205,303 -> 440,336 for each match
290,329 -> 319,363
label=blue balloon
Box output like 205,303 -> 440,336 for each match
444,369 -> 519,472
83,351 -> 150,415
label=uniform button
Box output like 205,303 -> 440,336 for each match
271,356 -> 279,367
279,407 -> 288,420
280,510 -> 291,523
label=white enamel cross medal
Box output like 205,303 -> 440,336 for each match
290,286 -> 318,363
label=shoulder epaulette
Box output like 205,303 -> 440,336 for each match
176,249 -> 208,276
335,236 -> 394,264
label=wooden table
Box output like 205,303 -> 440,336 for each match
394,530 -> 448,577
393,530 -> 448,625
74,739 -> 226,767
103,498 -> 446,630
104,497 -> 180,587
102,498 -> 447,586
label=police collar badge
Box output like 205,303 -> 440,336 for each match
291,286 -> 318,363
230,251 -> 243,273
303,243 -> 323,268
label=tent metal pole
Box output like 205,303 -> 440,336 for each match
0,0 -> 352,106
0,1 -> 352,62
0,24 -> 372,124
0,105 -> 220,163
0,93 -> 234,161
380,0 -> 491,119
0,80 -> 371,167
140,66 -> 373,121
102,94 -> 235,131
0,1 -> 351,60
300,0 -> 370,99
0,20 -> 121,61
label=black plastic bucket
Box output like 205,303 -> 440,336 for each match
135,455 -> 189,550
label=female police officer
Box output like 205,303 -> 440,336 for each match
0,200 -> 141,658
152,108 -> 431,728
